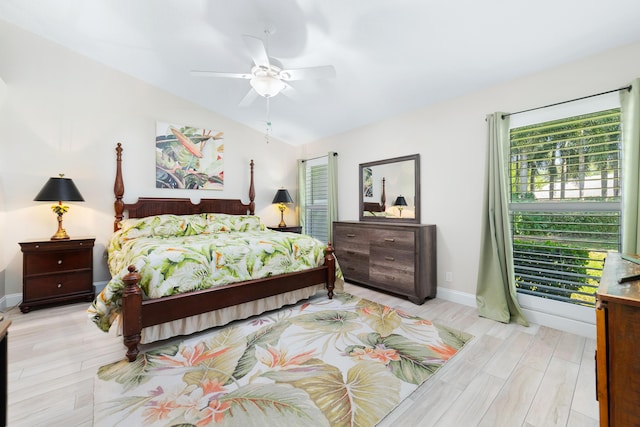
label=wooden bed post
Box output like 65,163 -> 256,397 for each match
249,159 -> 255,215
121,266 -> 142,362
325,243 -> 336,299
114,143 -> 125,231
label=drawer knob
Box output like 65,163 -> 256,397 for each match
57,260 -> 63,265
384,238 -> 395,242
57,283 -> 62,288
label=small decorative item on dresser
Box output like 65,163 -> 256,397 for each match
272,188 -> 294,227
19,237 -> 95,313
33,174 -> 85,240
268,225 -> 302,234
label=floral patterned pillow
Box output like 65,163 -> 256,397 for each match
118,214 -> 209,240
204,213 -> 264,233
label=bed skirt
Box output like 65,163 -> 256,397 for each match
108,284 -> 332,344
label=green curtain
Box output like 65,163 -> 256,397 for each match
621,79 -> 640,253
297,159 -> 307,232
476,113 -> 529,326
327,152 -> 339,242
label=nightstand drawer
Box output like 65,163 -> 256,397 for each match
19,237 -> 95,312
24,250 -> 92,275
23,271 -> 93,301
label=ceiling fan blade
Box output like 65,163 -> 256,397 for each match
280,65 -> 336,81
242,35 -> 270,69
238,88 -> 259,107
190,70 -> 252,79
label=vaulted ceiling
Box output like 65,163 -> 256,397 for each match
2,0 -> 640,145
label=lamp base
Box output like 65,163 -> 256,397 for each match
51,215 -> 70,240
278,206 -> 287,228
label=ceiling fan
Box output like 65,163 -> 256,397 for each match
191,30 -> 336,107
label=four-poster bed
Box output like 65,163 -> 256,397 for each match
89,143 -> 340,362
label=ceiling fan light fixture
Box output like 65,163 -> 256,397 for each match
250,75 -> 286,97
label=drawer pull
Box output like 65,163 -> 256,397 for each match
347,250 -> 355,255
57,260 -> 63,265
346,234 -> 356,238
57,283 -> 62,288
384,238 -> 395,242
385,256 -> 395,261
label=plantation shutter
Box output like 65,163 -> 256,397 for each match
509,108 -> 622,307
304,156 -> 329,243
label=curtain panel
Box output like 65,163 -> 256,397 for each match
621,79 -> 640,253
476,113 -> 529,326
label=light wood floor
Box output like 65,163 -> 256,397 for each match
4,282 -> 599,426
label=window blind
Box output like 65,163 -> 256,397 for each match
509,108 -> 621,306
304,158 -> 329,243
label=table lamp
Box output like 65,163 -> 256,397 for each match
272,188 -> 293,227
34,174 -> 85,240
393,195 -> 408,217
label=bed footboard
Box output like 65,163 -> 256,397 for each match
121,244 -> 336,362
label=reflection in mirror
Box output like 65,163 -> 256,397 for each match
359,154 -> 420,223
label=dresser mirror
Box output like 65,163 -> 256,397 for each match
359,154 -> 420,223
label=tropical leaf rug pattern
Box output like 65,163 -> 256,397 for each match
94,293 -> 472,426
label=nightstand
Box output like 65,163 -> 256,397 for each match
268,226 -> 303,234
19,237 -> 95,313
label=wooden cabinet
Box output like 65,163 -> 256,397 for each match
596,252 -> 640,427
333,221 -> 436,304
19,238 -> 95,313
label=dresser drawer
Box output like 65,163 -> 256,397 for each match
23,271 -> 93,301
24,249 -> 92,275
369,246 -> 415,292
333,225 -> 370,255
369,228 -> 415,252
335,250 -> 369,282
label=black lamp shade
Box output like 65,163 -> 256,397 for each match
34,177 -> 85,202
272,188 -> 293,204
393,196 -> 408,207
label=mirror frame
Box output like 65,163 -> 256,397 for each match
359,154 -> 420,223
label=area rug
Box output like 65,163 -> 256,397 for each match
94,293 -> 472,426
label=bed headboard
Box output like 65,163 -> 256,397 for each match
114,143 -> 256,231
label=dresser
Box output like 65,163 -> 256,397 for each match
333,221 -> 436,304
19,237 -> 95,313
595,252 -> 640,427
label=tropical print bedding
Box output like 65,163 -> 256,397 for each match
88,213 -> 340,333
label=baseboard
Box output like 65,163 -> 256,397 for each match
0,281 -> 107,313
94,281 -> 108,296
0,293 -> 22,312
436,286 -> 476,307
436,286 -> 596,339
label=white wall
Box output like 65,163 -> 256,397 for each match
0,21 -> 300,301
301,40 -> 640,307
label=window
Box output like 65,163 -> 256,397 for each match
303,156 -> 329,243
509,105 -> 622,307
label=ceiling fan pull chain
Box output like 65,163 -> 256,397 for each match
265,97 -> 272,143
